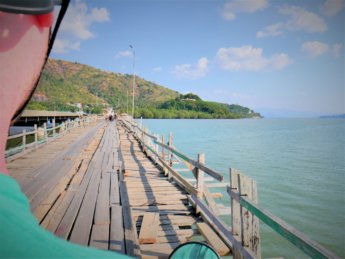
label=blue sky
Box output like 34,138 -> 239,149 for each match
51,0 -> 344,116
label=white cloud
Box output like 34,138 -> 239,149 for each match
256,23 -> 284,38
301,41 -> 329,57
331,43 -> 343,58
53,39 -> 80,54
215,45 -> 292,71
222,0 -> 268,20
173,57 -> 209,79
321,0 -> 345,16
279,6 -> 327,33
153,67 -> 162,73
52,0 -> 110,53
257,5 -> 328,38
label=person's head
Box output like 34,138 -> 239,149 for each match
0,0 -> 69,173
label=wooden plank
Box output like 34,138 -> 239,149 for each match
110,171 -> 120,205
188,194 -> 257,259
68,155 -> 103,245
55,128 -> 106,239
157,228 -> 198,237
138,213 -> 159,244
55,161 -> 96,239
230,168 -> 241,236
43,190 -> 75,233
140,242 -> 180,258
156,235 -> 188,244
197,222 -> 230,256
135,216 -> 196,227
196,153 -> 205,199
110,205 -> 125,253
89,224 -> 109,250
129,197 -> 187,206
238,172 -> 260,257
203,186 -> 219,215
94,171 -> 111,225
119,181 -> 141,257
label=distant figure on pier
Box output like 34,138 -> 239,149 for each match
0,1 -> 128,258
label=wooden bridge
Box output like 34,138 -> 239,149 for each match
7,116 -> 339,258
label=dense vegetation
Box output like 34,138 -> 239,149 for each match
132,94 -> 261,119
27,59 -> 262,119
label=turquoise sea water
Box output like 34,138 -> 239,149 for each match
138,118 -> 345,258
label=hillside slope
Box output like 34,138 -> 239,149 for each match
29,59 -> 179,112
28,59 -> 261,119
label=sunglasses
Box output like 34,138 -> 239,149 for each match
0,0 -> 70,122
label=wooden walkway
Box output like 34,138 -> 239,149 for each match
118,124 -> 200,258
8,116 -> 341,259
8,119 -> 230,258
8,120 -> 126,253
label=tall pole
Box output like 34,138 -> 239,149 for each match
126,88 -> 129,114
130,45 -> 136,119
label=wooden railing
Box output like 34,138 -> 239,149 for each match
6,115 -> 98,160
120,116 -> 339,259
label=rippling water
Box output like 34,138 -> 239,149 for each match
138,118 -> 345,258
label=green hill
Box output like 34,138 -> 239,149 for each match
28,59 -> 262,119
29,59 -> 179,113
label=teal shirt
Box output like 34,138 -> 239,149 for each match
0,174 -> 130,258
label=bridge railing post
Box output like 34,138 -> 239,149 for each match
43,123 -> 48,143
34,124 -> 38,149
230,168 -> 260,259
22,129 -> 26,153
168,132 -> 173,181
196,153 -> 205,199
154,134 -> 158,164
161,134 -> 167,176
52,118 -> 56,137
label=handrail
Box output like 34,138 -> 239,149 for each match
6,115 -> 98,159
228,187 -> 339,259
7,129 -> 36,140
120,116 -> 340,259
123,118 -> 223,182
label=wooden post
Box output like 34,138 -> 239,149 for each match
168,132 -> 173,181
154,134 -> 158,164
52,118 -> 56,136
196,153 -> 205,199
230,168 -> 261,259
141,126 -> 144,149
60,122 -> 65,135
43,123 -> 48,142
143,128 -> 147,154
34,124 -> 38,148
22,129 -> 26,153
161,134 -> 167,176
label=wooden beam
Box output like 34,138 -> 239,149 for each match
109,205 -> 125,253
138,213 -> 159,244
197,222 -> 230,256
188,194 -> 258,259
119,181 -> 141,257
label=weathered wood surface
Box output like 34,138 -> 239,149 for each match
8,117 -> 235,258
118,123 -> 202,258
8,120 -> 125,254
197,222 -> 230,256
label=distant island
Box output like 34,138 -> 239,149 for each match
27,59 -> 262,119
319,114 -> 345,119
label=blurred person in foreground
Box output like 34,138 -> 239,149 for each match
0,1 -> 129,257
